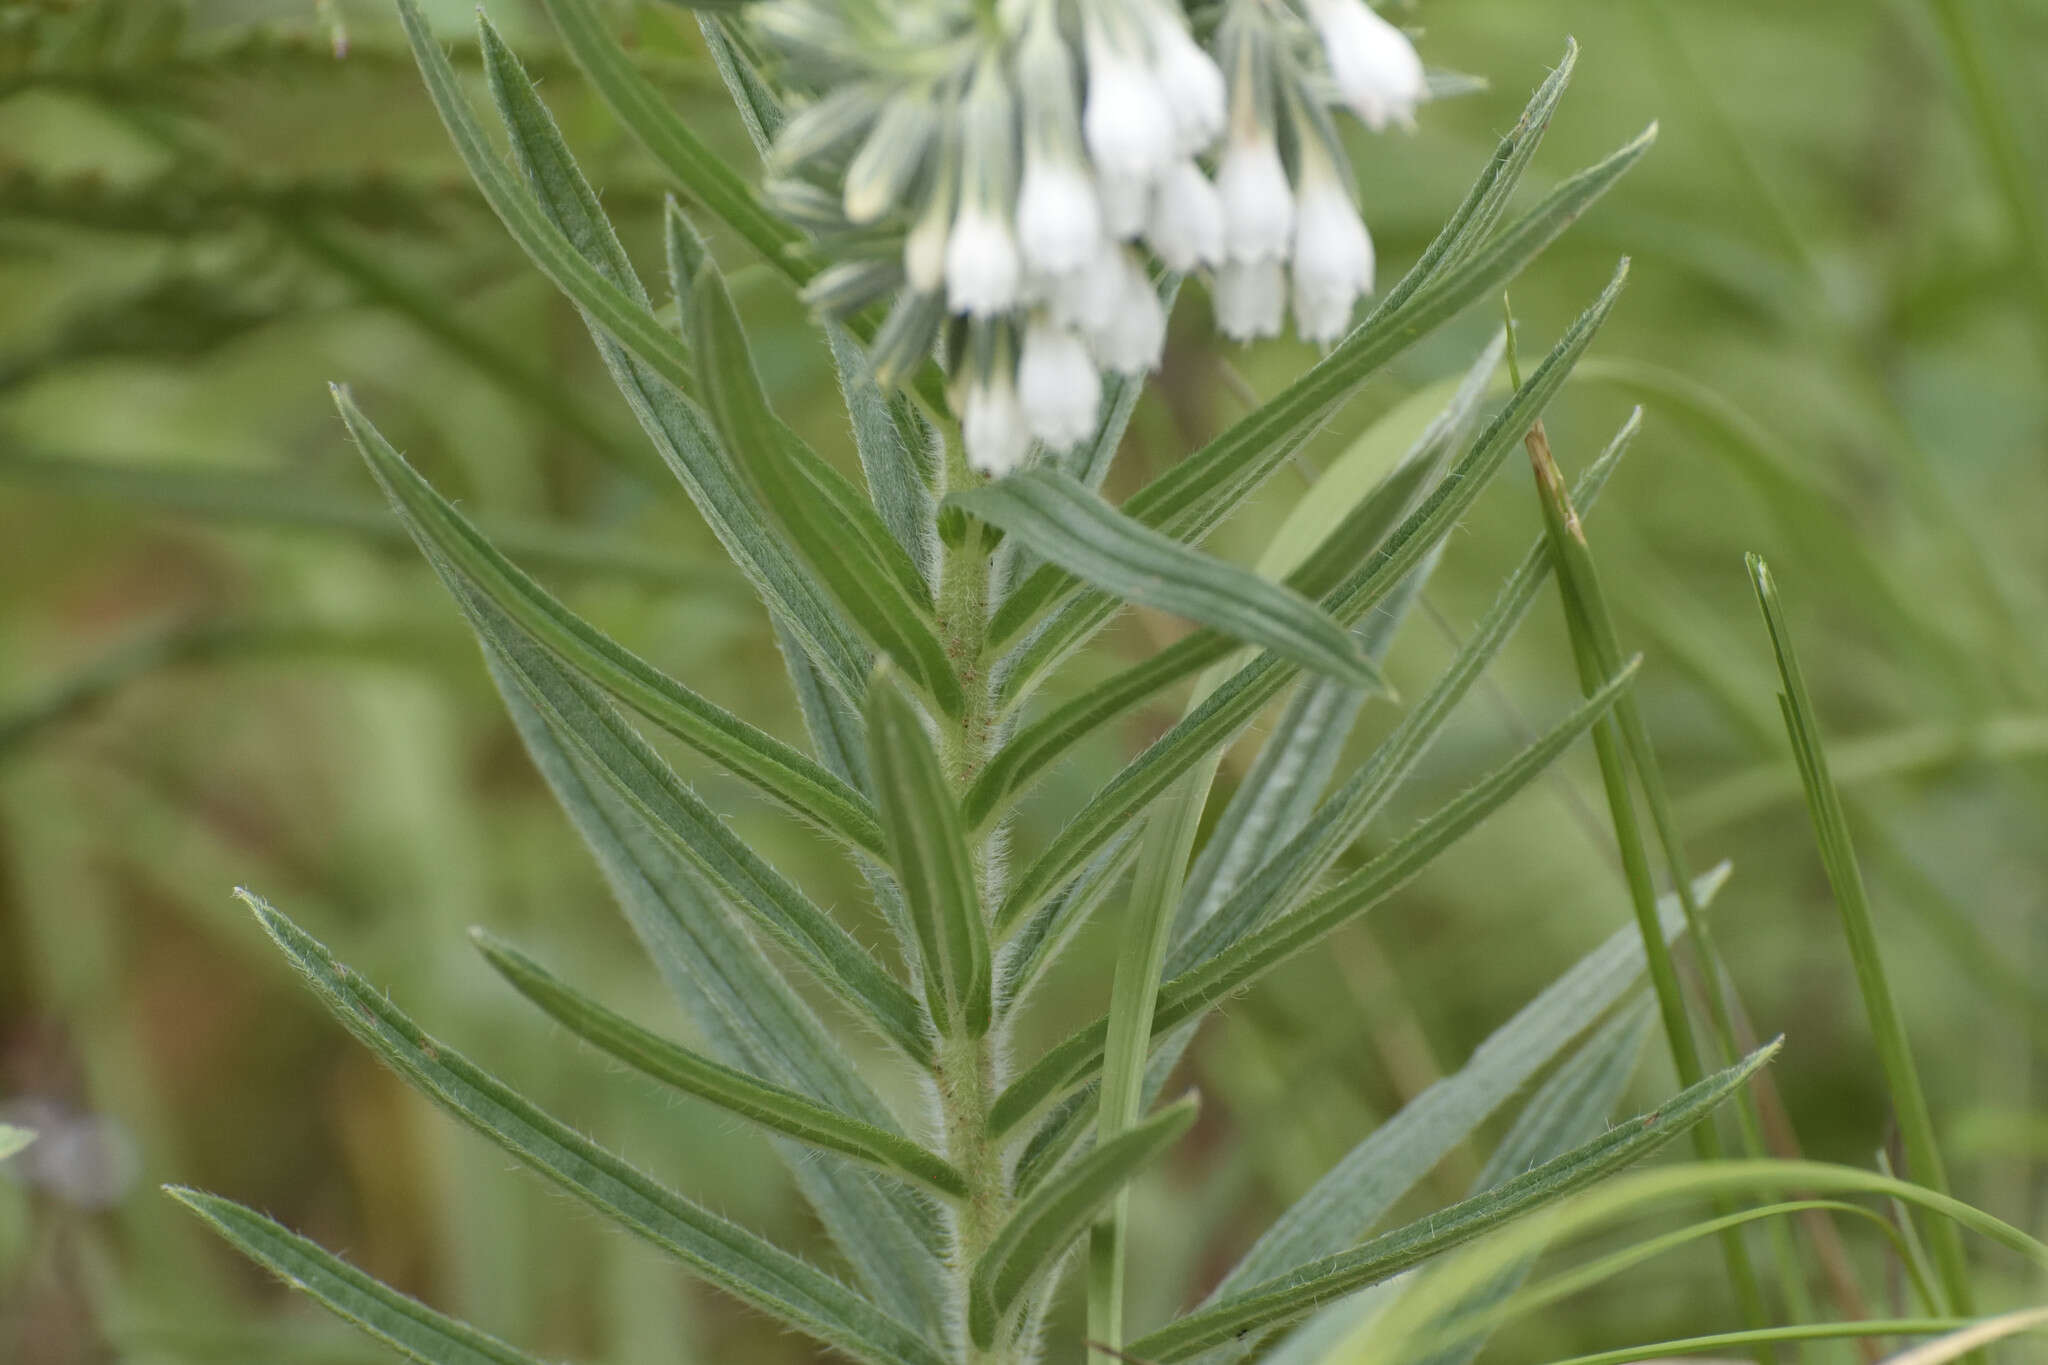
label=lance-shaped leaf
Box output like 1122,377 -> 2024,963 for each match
474,932 -> 966,1198
238,895 -> 949,1365
336,390 -> 886,859
1126,1042 -> 1780,1363
460,10 -> 868,699
1170,412 -> 1643,975
991,64 -> 1641,694
690,261 -> 964,716
866,667 -> 991,1037
1253,1002 -> 1653,1365
473,586 -> 932,1063
990,658 -> 1640,1137
397,1 -> 692,397
169,1189 -> 551,1365
530,0 -> 809,283
829,324 -> 937,581
992,265 -> 1630,928
968,1095 -> 1200,1347
489,659 -> 951,1328
1212,873 -> 1719,1301
951,470 -> 1385,689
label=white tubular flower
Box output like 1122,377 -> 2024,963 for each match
1139,1 -> 1227,154
1017,155 -> 1104,276
1018,318 -> 1104,449
904,190 -> 951,293
1095,168 -> 1152,241
1146,158 -> 1224,271
1046,243 -> 1125,335
945,206 -> 1021,317
1083,17 -> 1176,193
1307,0 -> 1426,132
1214,258 -> 1286,340
1084,249 -> 1167,375
963,371 -> 1032,477
1289,151 -> 1375,344
1217,126 -> 1294,262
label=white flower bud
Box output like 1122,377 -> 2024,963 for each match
1096,168 -> 1153,241
905,204 -> 949,293
1214,258 -> 1286,341
945,205 -> 1021,316
1083,21 -> 1176,192
1083,249 -> 1167,375
1307,0 -> 1426,132
1146,159 -> 1224,271
1140,2 -> 1227,154
1217,128 -> 1294,263
1017,155 -> 1104,276
1290,158 -> 1375,344
963,372 -> 1032,477
1018,318 -> 1104,449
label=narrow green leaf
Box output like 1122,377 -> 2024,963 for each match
336,389 -> 886,859
168,1188 -> 548,1365
451,5 -> 870,699
1749,553 -> 1975,1314
239,894 -> 949,1365
996,831 -> 1141,1014
828,324 -> 937,581
1126,1042 -> 1780,1362
989,658 -> 1640,1137
1214,874 -> 1714,1300
534,0 -> 812,281
968,1095 -> 1200,1347
397,0 -> 694,397
474,931 -> 966,1197
865,667 -> 990,1037
991,266 -> 1630,928
472,584 -> 933,1064
990,105 -> 1649,693
690,261 -> 964,716
0,1125 -> 33,1162
1260,1000 -> 1653,1365
952,469 -> 1385,689
489,655 -> 952,1330
1170,411 -> 1641,974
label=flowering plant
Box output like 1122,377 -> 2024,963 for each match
156,1 -> 2029,1363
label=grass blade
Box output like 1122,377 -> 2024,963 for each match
336,389 -> 886,859
989,658 -> 1640,1137
1749,554 -> 1976,1316
473,931 -> 966,1197
239,894 -> 949,1365
955,469 -> 1385,689
1125,1042 -> 1780,1362
968,1095 -> 1199,1347
168,1189 -> 550,1365
865,667 -> 990,1038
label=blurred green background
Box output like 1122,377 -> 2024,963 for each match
3,0 -> 2045,1360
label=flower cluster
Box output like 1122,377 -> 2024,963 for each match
751,0 -> 1427,476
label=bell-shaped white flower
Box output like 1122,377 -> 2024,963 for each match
1146,159 -> 1224,271
1140,1 -> 1227,154
1083,249 -> 1167,375
1017,154 -> 1104,276
1217,126 -> 1294,263
1018,318 -> 1104,449
1307,0 -> 1426,132
1289,154 -> 1375,344
944,205 -> 1021,317
1083,21 -> 1176,191
1214,258 -> 1286,341
1046,243 -> 1126,336
1096,167 -> 1153,241
963,371 -> 1032,477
